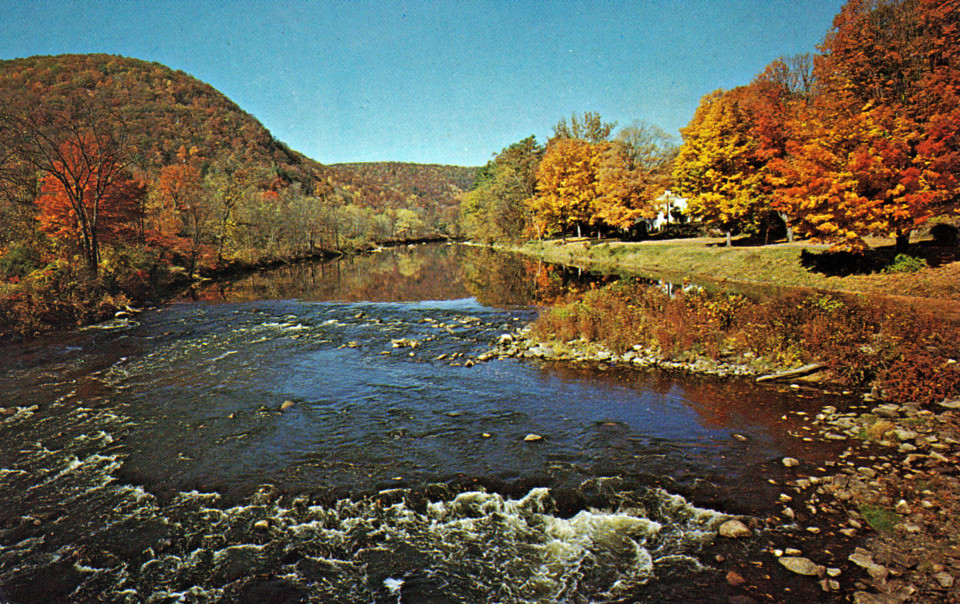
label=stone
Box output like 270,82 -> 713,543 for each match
782,457 -> 800,468
848,552 -> 889,580
726,570 -> 746,586
784,548 -> 802,556
874,403 -> 901,418
523,433 -> 543,442
280,400 -> 295,412
852,593 -> 903,604
935,571 -> 955,588
827,567 -> 842,577
779,556 -> 823,576
938,398 -> 960,410
893,429 -> 919,441
253,519 -> 270,530
718,519 -> 752,538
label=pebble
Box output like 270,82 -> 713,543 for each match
253,519 -> 270,530
279,400 -> 295,412
523,433 -> 543,442
935,571 -> 955,588
779,556 -> 823,576
782,457 -> 800,468
726,570 -> 746,586
848,551 -> 889,580
718,519 -> 752,538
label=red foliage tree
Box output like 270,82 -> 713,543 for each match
35,132 -> 144,269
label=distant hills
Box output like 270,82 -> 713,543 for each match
0,53 -> 476,218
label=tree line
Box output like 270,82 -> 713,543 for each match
460,0 -> 960,252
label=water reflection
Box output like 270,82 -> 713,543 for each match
184,243 -> 619,307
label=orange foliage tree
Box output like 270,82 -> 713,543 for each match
155,146 -> 206,273
34,132 -> 144,272
771,0 -> 959,251
527,137 -> 658,238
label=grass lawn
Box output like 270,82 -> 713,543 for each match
515,235 -> 960,308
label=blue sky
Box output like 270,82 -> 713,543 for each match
0,0 -> 846,166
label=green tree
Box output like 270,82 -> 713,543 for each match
458,136 -> 544,243
552,111 -> 617,143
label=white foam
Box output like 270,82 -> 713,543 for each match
384,577 -> 404,594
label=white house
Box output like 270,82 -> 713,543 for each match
650,190 -> 688,231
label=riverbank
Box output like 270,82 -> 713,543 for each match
767,398 -> 960,602
511,236 -> 960,305
0,236 -> 453,340
477,237 -> 960,602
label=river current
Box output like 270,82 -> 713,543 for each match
0,244 -> 849,602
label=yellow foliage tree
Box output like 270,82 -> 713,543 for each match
527,139 -> 658,237
672,89 -> 766,245
527,139 -> 607,238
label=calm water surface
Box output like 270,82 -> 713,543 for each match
0,244 -> 850,603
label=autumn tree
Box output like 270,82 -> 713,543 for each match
528,138 -> 609,238
615,119 -> 679,178
155,146 -> 208,273
459,136 -> 544,243
770,0 -> 959,251
672,89 -> 766,245
527,137 -> 658,238
5,94 -> 138,273
36,159 -> 146,255
592,143 -> 659,231
551,111 -> 617,143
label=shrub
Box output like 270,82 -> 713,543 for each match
882,253 -> 928,274
0,242 -> 42,280
531,279 -> 960,405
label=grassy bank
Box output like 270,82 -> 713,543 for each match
532,279 -> 960,405
513,235 -> 960,405
516,236 -> 960,305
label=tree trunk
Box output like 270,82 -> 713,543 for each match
895,229 -> 910,253
778,212 -> 795,243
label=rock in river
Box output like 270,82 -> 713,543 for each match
779,556 -> 824,576
719,519 -> 752,538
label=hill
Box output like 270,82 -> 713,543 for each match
323,162 -> 477,235
0,53 -> 478,334
0,53 -> 476,218
0,53 -> 326,193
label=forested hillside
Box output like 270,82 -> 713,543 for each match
0,54 -> 475,335
323,162 -> 476,236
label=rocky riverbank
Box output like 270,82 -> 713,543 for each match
762,398 -> 960,603
475,325 -> 770,378
477,326 -> 960,602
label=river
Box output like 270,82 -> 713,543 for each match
0,243 -> 852,603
